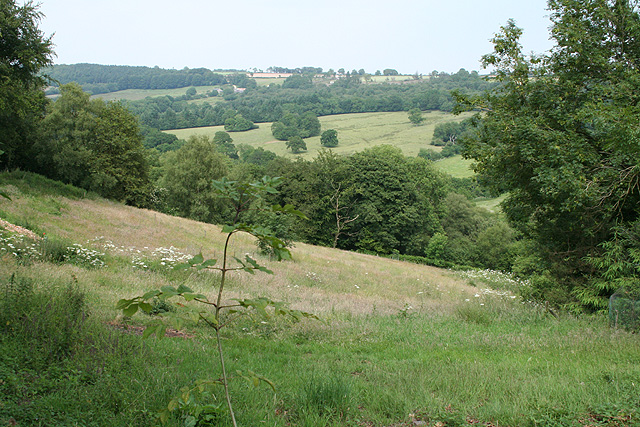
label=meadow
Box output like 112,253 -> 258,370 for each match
165,110 -> 475,174
91,86 -> 221,102
0,171 -> 638,427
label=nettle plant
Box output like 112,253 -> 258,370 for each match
116,177 -> 316,426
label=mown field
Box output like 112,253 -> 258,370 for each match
0,171 -> 638,427
91,85 -> 221,102
164,110 -> 476,177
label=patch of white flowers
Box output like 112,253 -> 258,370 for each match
0,231 -> 105,268
66,243 -> 106,268
0,232 -> 39,258
458,269 -> 531,298
89,237 -> 191,270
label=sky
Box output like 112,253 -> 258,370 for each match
36,0 -> 555,75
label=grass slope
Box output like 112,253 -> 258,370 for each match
1,171 -> 637,427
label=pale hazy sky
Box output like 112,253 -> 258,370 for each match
36,0 -> 554,74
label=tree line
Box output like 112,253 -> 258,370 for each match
128,70 -> 493,131
44,63 -> 243,95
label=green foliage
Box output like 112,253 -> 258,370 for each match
320,129 -> 339,147
286,136 -> 307,153
282,74 -> 313,89
0,0 -> 54,171
223,113 -> 257,132
271,112 -> 321,141
0,275 -> 87,366
456,3 -> 640,309
45,63 -> 227,94
431,120 -> 471,146
407,108 -> 425,125
35,83 -> 152,207
213,131 -> 238,159
158,135 -> 228,223
124,71 -> 494,131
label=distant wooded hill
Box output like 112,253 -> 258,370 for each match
44,63 -> 241,95
42,64 -> 497,133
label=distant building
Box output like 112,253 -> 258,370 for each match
249,72 -> 294,78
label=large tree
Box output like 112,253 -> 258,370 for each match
159,135 -> 228,223
457,0 -> 640,310
36,83 -> 152,206
0,0 -> 54,170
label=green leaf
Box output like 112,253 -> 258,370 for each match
184,415 -> 197,427
200,313 -> 218,326
138,302 -> 153,313
188,253 -> 204,265
142,290 -> 161,300
159,409 -> 170,424
176,284 -> 193,294
200,258 -> 218,268
221,225 -> 236,233
160,285 -> 178,298
115,298 -> 133,310
123,303 -> 139,317
157,324 -> 167,340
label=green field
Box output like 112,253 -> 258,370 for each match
434,155 -> 475,178
165,110 -> 474,159
91,85 -> 220,101
0,172 -> 638,426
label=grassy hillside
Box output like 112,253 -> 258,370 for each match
1,171 -> 637,426
165,110 -> 475,160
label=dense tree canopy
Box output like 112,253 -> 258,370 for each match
159,135 -> 228,223
271,112 -> 321,140
44,64 -> 228,94
286,136 -> 307,153
320,129 -> 339,147
126,71 -> 493,130
457,0 -> 640,310
0,0 -> 54,170
223,113 -> 257,132
35,83 -> 152,206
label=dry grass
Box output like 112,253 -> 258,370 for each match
0,186 -> 479,320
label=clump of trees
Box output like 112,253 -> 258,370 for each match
431,120 -> 471,146
35,84 -> 152,206
320,129 -> 339,147
223,113 -> 257,132
286,136 -> 307,153
271,112 -> 321,141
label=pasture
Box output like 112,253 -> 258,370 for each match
0,171 -> 638,426
91,85 -> 220,101
164,110 -> 475,160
